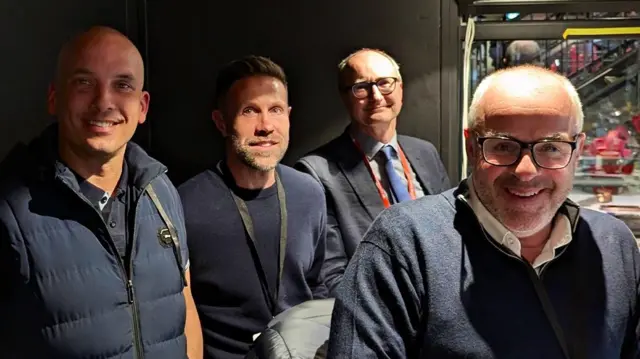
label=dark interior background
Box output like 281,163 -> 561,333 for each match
0,0 -> 461,185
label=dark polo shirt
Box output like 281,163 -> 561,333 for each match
75,163 -> 129,259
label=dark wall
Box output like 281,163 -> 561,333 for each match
145,0 -> 460,185
0,0 -> 140,161
0,0 -> 461,185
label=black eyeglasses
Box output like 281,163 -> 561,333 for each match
476,134 -> 579,169
344,77 -> 398,99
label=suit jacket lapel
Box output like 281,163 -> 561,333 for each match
399,137 -> 435,194
334,132 -> 386,220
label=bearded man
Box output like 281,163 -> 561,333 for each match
178,55 -> 328,359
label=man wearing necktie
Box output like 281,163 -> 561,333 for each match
381,145 -> 413,203
350,130 -> 422,207
296,48 -> 451,295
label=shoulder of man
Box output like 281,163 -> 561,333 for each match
363,190 -> 457,254
145,173 -> 191,269
576,207 -> 640,290
0,141 -> 43,202
143,174 -> 185,232
177,167 -> 226,201
578,207 -> 637,244
149,173 -> 181,203
397,134 -> 438,153
0,142 -> 43,286
278,164 -> 324,201
296,133 -> 351,166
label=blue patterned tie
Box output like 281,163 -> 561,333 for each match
380,145 -> 411,203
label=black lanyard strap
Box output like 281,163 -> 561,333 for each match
523,264 -> 571,359
229,172 -> 287,316
145,183 -> 187,287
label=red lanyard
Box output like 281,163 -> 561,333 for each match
352,138 -> 417,208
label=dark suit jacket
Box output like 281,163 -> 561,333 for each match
295,129 -> 451,294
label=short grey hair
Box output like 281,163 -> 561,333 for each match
468,65 -> 584,133
505,40 -> 542,67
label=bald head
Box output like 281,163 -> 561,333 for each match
55,26 -> 144,89
338,48 -> 402,88
468,65 -> 583,133
49,26 -> 150,166
505,40 -> 542,67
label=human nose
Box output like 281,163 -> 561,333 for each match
91,84 -> 115,113
369,85 -> 384,102
512,150 -> 539,182
255,112 -> 275,134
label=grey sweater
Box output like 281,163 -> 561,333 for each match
328,183 -> 640,359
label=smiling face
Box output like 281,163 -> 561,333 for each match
214,75 -> 290,171
466,68 -> 585,237
340,50 -> 403,128
49,29 -> 149,161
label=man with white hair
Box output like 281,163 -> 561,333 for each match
327,65 -> 640,358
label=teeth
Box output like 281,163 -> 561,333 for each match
89,121 -> 114,127
508,189 -> 541,197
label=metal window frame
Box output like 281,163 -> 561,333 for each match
441,0 -> 463,183
462,19 -> 640,41
457,0 -> 640,17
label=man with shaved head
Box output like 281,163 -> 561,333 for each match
328,65 -> 640,358
0,26 -> 202,358
295,48 -> 450,295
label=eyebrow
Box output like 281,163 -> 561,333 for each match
70,68 -> 136,82
484,131 -> 573,141
114,73 -> 136,82
70,68 -> 93,77
242,100 -> 288,108
545,132 -> 572,141
353,76 -> 394,83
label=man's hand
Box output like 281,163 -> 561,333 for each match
184,270 -> 203,359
